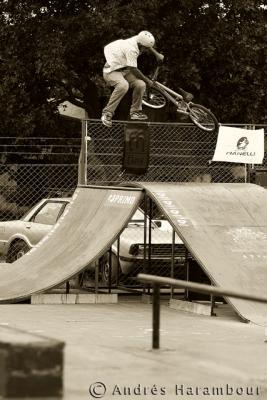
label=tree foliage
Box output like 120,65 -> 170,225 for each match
0,0 -> 265,136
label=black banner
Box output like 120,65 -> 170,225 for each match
122,123 -> 150,175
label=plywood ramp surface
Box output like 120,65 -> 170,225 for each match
137,182 -> 267,326
0,186 -> 142,302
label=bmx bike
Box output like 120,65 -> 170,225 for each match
142,66 -> 219,133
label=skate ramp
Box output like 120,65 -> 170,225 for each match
0,186 -> 142,302
137,182 -> 267,326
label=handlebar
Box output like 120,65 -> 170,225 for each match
151,65 -> 161,81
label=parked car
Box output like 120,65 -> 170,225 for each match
0,198 -> 70,263
0,198 -> 186,285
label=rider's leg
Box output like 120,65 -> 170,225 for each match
102,71 -> 129,126
125,72 -> 147,120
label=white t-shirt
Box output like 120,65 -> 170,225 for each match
103,36 -> 140,73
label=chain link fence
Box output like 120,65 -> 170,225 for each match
79,120 -> 266,288
0,135 -> 80,221
0,120 -> 266,292
83,120 -> 266,185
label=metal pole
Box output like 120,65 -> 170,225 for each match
185,249 -> 189,301
108,247 -> 112,294
148,198 -> 152,295
84,120 -> 89,185
245,124 -> 255,184
78,120 -> 88,185
143,194 -> 148,294
95,262 -> 99,295
152,283 -> 160,349
116,237 -> 120,286
211,293 -> 216,316
171,228 -> 175,299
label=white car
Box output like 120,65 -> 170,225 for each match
0,198 -> 70,263
0,198 -> 186,285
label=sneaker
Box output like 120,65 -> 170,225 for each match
101,112 -> 112,127
130,111 -> 148,120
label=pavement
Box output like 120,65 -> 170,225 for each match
0,294 -> 267,400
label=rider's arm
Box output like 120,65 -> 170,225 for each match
147,47 -> 164,63
127,66 -> 153,86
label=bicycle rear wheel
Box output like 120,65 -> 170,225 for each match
189,103 -> 219,133
142,87 -> 166,109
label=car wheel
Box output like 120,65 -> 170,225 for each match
6,240 -> 30,263
100,252 -> 120,286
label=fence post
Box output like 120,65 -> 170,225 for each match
245,124 -> 256,184
152,283 -> 160,349
78,119 -> 88,185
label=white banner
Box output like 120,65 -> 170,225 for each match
212,126 -> 264,164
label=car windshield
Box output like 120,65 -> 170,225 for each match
20,199 -> 69,224
32,202 -> 66,225
20,200 -> 44,220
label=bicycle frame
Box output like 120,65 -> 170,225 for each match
153,81 -> 190,115
145,65 -> 219,133
155,81 -> 183,100
150,66 -> 190,115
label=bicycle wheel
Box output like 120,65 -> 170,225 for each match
189,103 -> 219,133
142,87 -> 166,109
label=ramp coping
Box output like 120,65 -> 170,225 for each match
78,184 -> 143,192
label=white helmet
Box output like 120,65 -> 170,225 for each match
137,31 -> 155,48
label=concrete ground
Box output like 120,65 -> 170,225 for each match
0,295 -> 267,400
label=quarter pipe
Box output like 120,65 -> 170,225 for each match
138,182 -> 267,326
0,186 -> 142,302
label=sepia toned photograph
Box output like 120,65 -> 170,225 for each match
0,1 -> 266,399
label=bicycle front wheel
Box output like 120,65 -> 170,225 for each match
189,103 -> 219,133
142,87 -> 166,109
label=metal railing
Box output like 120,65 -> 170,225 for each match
138,273 -> 267,349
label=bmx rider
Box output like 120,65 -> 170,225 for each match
101,31 -> 194,127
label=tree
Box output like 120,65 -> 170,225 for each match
0,0 -> 265,138
126,0 -> 266,123
0,0 -> 112,136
